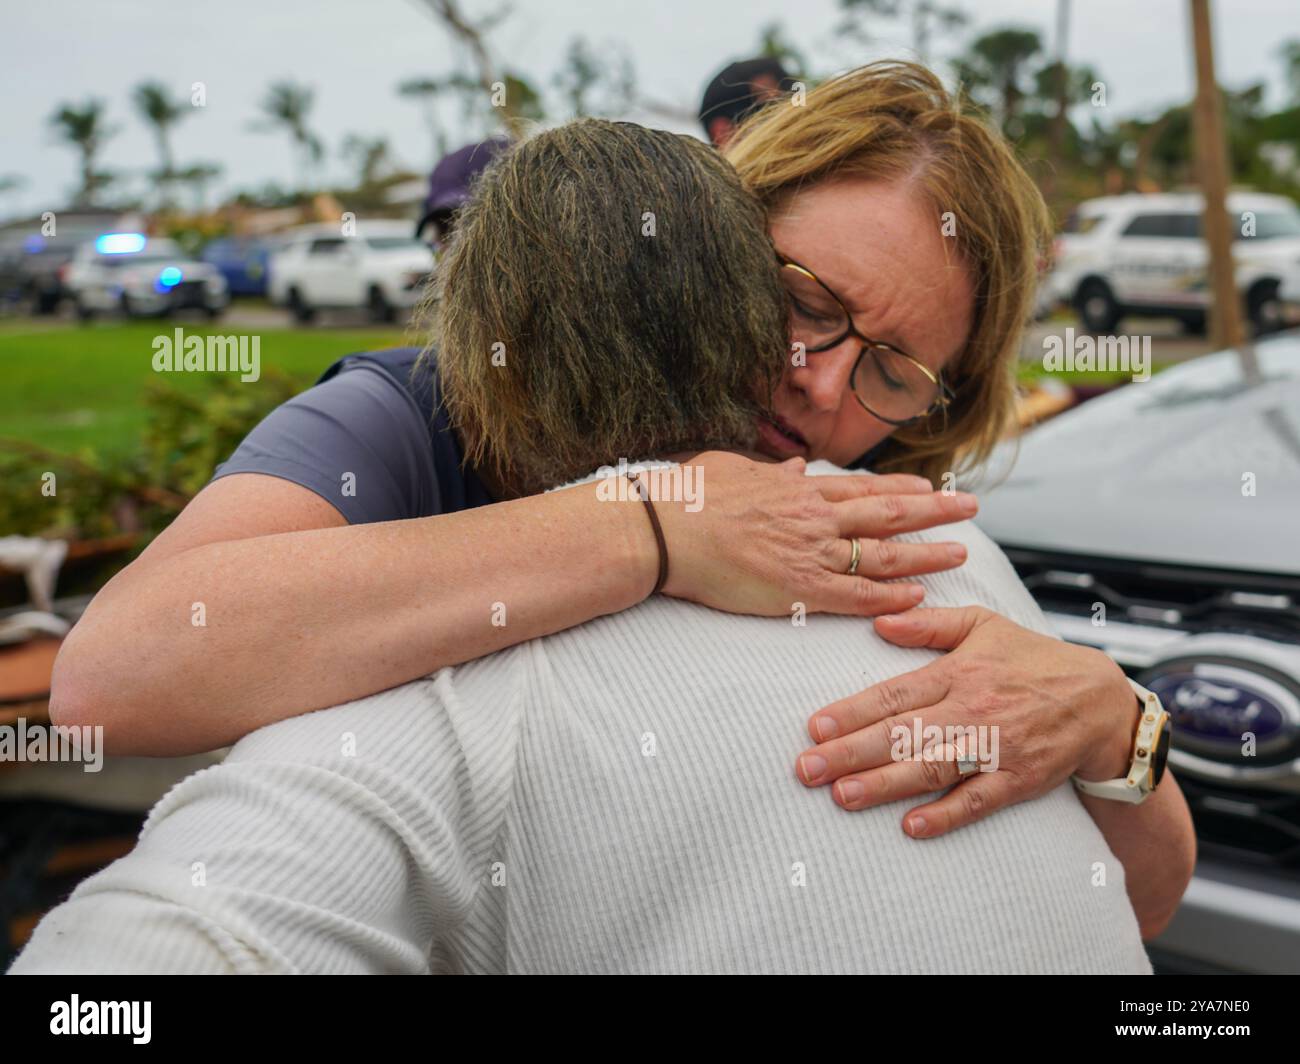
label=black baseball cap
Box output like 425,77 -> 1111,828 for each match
698,58 -> 796,140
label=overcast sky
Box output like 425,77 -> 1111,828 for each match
2,0 -> 1296,218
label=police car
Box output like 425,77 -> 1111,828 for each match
1047,192 -> 1300,335
63,234 -> 229,320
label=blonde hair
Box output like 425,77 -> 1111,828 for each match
725,60 -> 1051,484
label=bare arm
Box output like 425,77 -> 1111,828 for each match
1078,773 -> 1196,940
1073,689 -> 1197,940
52,455 -> 978,756
52,471 -> 653,756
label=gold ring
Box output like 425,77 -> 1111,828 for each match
846,537 -> 862,576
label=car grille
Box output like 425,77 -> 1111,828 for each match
1002,546 -> 1300,873
1002,546 -> 1300,644
1176,775 -> 1300,869
170,280 -> 207,306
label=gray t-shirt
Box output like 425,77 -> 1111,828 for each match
211,348 -> 490,522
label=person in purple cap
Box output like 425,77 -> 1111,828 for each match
413,136 -> 512,249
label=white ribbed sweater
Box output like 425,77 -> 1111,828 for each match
11,463 -> 1151,975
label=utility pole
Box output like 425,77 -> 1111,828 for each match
1189,0 -> 1245,350
1047,0 -> 1071,209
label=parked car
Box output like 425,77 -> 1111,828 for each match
1279,263 -> 1300,311
63,234 -> 229,320
1047,192 -> 1300,335
266,221 -> 435,323
0,226 -> 110,315
0,236 -> 82,315
0,211 -> 136,315
200,236 -> 275,297
975,334 -> 1300,973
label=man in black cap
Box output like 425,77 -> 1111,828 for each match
698,57 -> 796,148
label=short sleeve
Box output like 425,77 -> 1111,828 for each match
211,363 -> 440,524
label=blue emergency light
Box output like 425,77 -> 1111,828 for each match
95,233 -> 147,255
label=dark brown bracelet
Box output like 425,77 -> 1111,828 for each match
626,472 -> 669,597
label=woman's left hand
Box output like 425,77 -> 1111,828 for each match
794,606 -> 1140,838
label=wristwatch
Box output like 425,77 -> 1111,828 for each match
1072,678 -> 1171,805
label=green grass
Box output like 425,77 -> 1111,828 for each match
1,318 -> 1172,460
1015,361 -> 1172,387
0,320 -> 410,457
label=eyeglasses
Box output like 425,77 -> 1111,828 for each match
778,254 -> 953,428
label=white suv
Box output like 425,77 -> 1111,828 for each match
1047,192 -> 1300,335
267,221 -> 435,323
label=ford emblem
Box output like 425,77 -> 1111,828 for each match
1142,659 -> 1300,763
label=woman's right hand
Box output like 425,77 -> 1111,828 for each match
654,451 -> 978,617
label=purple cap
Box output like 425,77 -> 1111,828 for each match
420,137 -> 512,228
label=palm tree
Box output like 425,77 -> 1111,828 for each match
553,37 -> 603,117
551,36 -> 635,119
755,22 -> 808,75
837,0 -> 966,66
175,162 -> 222,212
252,82 -> 323,193
0,174 -> 25,220
409,0 -> 531,138
1280,40 -> 1300,104
908,1 -> 967,65
397,78 -> 449,165
132,81 -> 188,207
957,27 -> 1043,135
341,135 -> 391,189
48,99 -> 117,205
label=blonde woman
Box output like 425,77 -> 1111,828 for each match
51,63 -> 1192,935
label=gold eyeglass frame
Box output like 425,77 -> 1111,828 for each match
778,254 -> 954,429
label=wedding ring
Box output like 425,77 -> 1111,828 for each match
955,753 -> 981,778
846,537 -> 862,575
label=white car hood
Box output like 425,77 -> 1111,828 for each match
975,334 -> 1300,575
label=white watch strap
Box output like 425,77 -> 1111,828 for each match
1071,679 -> 1166,805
